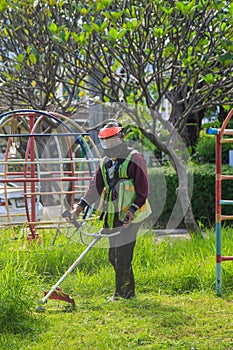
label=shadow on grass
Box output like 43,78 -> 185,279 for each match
68,294 -> 193,330
116,297 -> 191,328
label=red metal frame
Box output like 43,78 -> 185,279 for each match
0,110 -> 99,240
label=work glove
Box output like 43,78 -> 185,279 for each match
71,204 -> 83,218
123,210 -> 134,226
64,204 -> 83,223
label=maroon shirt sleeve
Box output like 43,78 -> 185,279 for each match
83,164 -> 105,205
127,152 -> 149,208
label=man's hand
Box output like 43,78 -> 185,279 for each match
123,210 -> 134,226
63,204 -> 83,223
71,204 -> 83,219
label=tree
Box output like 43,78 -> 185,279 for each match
73,1 -> 233,123
0,0 -> 232,232
0,0 -> 88,112
58,0 -> 232,232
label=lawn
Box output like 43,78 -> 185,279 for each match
1,226 -> 233,349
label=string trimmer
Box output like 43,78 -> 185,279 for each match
36,210 -> 120,311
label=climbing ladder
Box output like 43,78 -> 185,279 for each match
208,108 -> 233,296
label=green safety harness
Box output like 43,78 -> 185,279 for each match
100,150 -> 152,228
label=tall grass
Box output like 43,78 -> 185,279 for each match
1,225 -> 233,345
0,230 -> 43,347
134,231 -> 217,294
0,258 -> 36,332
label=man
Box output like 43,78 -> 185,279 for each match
71,120 -> 151,300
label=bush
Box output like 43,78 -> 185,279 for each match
193,136 -> 216,163
148,164 -> 233,227
193,135 -> 232,164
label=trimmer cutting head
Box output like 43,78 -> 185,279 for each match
35,288 -> 75,312
43,288 -> 75,305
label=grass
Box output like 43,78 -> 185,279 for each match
1,226 -> 233,349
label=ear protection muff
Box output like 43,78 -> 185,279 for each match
118,130 -> 124,139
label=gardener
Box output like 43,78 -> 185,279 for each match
71,120 -> 151,301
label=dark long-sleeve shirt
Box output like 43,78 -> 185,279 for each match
81,145 -> 149,227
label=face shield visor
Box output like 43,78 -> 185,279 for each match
99,135 -> 123,150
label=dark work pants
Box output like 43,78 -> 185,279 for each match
108,223 -> 140,299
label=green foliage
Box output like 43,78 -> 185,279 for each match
148,164 -> 233,227
0,0 -> 7,11
124,125 -> 157,153
148,166 -> 177,226
193,135 -> 216,163
193,135 -> 232,164
1,0 -> 232,116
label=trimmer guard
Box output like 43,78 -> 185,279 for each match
44,288 -> 75,305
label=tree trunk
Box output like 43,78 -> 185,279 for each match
140,127 -> 200,235
174,158 -> 200,234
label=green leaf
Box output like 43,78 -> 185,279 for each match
95,19 -> 102,27
103,95 -> 110,102
39,53 -> 45,63
109,10 -> 124,20
125,18 -> 139,30
59,30 -> 69,42
100,20 -> 109,31
0,0 -> 7,11
30,45 -> 38,56
102,10 -> 111,20
29,53 -> 37,64
160,6 -> 173,16
222,104 -> 231,111
230,3 -> 233,15
72,31 -> 87,44
221,22 -> 227,32
3,72 -> 11,80
17,54 -> 25,63
118,29 -> 127,40
203,74 -> 214,84
175,1 -> 185,12
198,38 -> 209,48
131,18 -> 138,28
48,22 -> 58,34
175,0 -> 196,14
96,0 -> 111,12
153,27 -> 164,37
183,56 -> 195,66
163,42 -> 176,57
91,23 -> 101,32
83,23 -> 92,33
108,27 -> 118,40
15,64 -> 21,72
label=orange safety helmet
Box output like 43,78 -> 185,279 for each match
98,121 -> 124,149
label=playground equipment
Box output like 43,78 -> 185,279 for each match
208,108 -> 233,296
0,109 -> 100,239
